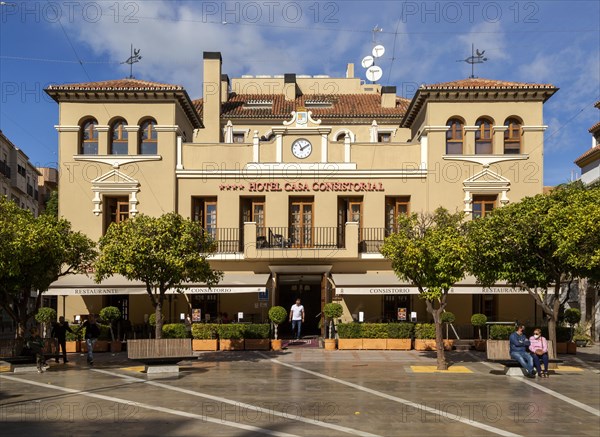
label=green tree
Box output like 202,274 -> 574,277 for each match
43,190 -> 58,218
381,208 -> 468,370
95,212 -> 222,339
0,197 -> 96,340
468,183 -> 600,356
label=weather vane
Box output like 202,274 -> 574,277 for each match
121,44 -> 142,79
457,44 -> 488,78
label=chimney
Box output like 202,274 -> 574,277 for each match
284,73 -> 297,101
381,86 -> 397,108
346,63 -> 354,79
221,74 -> 230,103
203,52 -> 222,142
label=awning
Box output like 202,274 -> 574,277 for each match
46,273 -> 270,296
332,273 -> 527,295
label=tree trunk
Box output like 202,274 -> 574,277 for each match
427,299 -> 447,370
547,281 -> 562,359
155,299 -> 164,339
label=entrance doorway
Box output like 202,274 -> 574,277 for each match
277,275 -> 322,338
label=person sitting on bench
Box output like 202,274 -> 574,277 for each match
509,324 -> 536,378
528,328 -> 549,378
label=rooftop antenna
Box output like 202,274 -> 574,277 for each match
361,25 -> 385,84
121,44 -> 142,79
457,44 -> 488,78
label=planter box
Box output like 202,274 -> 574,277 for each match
271,339 -> 282,351
110,341 -> 122,353
474,340 -> 487,352
244,339 -> 270,350
65,341 -> 81,353
556,342 -> 577,354
338,339 -> 362,350
82,340 -> 110,353
414,339 -> 454,351
362,339 -> 387,350
219,339 -> 244,351
386,339 -> 412,350
323,339 -> 336,350
193,339 -> 218,351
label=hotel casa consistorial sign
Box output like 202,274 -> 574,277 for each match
219,182 -> 385,192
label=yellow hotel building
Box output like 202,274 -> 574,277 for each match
45,52 -> 557,337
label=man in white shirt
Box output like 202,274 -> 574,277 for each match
289,298 -> 305,340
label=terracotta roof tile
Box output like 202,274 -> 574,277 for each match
574,145 -> 600,166
194,94 -> 408,120
46,78 -> 184,91
589,121 -> 600,134
422,78 -> 556,90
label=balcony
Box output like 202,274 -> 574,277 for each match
202,224 -> 389,259
0,162 -> 10,179
359,228 -> 388,254
244,222 -> 360,259
201,228 -> 240,254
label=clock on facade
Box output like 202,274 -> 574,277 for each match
291,138 -> 312,159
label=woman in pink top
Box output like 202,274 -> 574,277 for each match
529,328 -> 549,378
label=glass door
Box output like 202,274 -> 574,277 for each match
290,199 -> 313,247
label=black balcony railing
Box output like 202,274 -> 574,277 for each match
257,227 -> 342,249
0,162 -> 10,179
201,228 -> 240,254
359,228 -> 389,253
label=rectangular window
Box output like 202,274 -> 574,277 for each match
103,196 -> 129,234
289,197 -> 314,247
472,195 -> 496,219
385,196 -> 410,234
338,197 -> 363,248
192,197 -> 218,240
378,133 -> 391,143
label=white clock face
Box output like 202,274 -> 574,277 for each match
291,139 -> 312,159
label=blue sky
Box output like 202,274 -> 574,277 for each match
0,0 -> 598,185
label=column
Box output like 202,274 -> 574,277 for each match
176,136 -> 184,170
321,133 -> 328,163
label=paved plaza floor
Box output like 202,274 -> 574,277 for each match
1,344 -> 599,437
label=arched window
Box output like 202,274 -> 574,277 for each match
336,132 -> 346,142
504,117 -> 522,154
110,119 -> 128,155
139,119 -> 157,155
446,118 -> 464,154
475,117 -> 493,154
80,119 -> 98,155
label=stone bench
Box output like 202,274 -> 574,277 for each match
486,339 -> 561,376
127,339 -> 195,373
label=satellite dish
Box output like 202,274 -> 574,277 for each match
361,55 -> 374,68
372,44 -> 385,58
366,65 -> 383,82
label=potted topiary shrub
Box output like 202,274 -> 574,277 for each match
323,302 -> 343,350
99,306 -> 122,352
440,311 -> 456,349
563,308 -> 581,354
471,313 -> 488,351
191,323 -> 219,351
35,307 -> 56,338
268,306 -> 287,351
243,324 -> 270,350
